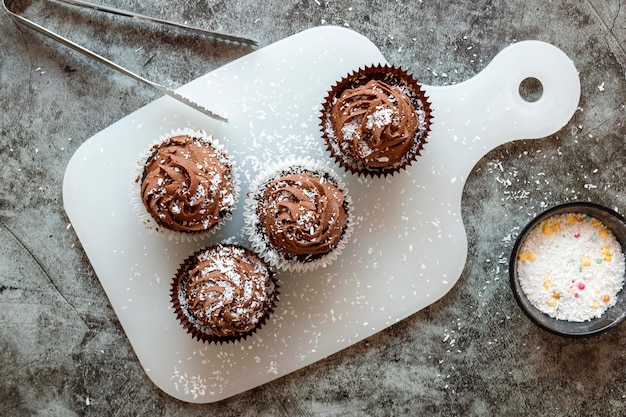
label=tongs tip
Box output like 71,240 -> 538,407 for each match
55,0 -> 259,47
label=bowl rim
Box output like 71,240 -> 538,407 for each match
509,201 -> 626,337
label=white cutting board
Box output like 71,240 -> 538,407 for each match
63,26 -> 580,402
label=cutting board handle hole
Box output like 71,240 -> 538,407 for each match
518,77 -> 543,103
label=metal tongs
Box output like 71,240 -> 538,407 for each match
2,0 -> 259,122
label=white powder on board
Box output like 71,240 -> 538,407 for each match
516,213 -> 625,322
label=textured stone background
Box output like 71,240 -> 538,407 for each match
1,0 -> 625,415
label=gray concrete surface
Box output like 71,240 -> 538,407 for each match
1,0 -> 625,415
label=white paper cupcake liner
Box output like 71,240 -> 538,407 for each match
244,157 -> 355,272
130,127 -> 240,242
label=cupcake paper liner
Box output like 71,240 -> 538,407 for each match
170,244 -> 279,344
244,157 -> 355,273
319,64 -> 433,178
130,127 -> 240,242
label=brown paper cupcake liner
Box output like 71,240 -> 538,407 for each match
170,244 -> 279,344
130,128 -> 239,242
319,64 -> 433,178
244,157 -> 355,273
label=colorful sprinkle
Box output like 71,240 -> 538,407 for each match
541,221 -> 561,236
518,251 -> 536,262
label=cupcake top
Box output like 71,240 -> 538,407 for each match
171,244 -> 277,343
138,130 -> 236,235
245,159 -> 354,272
330,79 -> 419,167
320,65 -> 432,177
258,171 -> 348,257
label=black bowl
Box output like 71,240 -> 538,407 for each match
509,202 -> 626,337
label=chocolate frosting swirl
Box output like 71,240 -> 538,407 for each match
140,134 -> 234,232
257,172 -> 348,258
330,79 -> 419,167
183,245 -> 275,338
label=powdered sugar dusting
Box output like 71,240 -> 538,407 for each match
365,106 -> 394,129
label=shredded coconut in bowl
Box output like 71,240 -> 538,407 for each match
516,212 -> 625,322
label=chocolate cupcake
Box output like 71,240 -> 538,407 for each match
320,64 -> 433,177
171,244 -> 278,344
132,128 -> 238,241
244,158 -> 354,272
